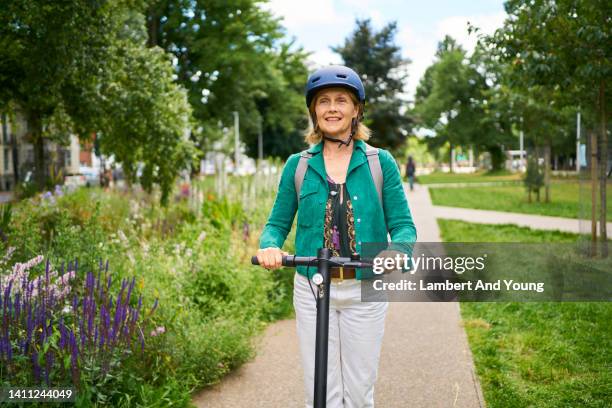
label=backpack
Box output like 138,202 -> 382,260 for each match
294,143 -> 383,207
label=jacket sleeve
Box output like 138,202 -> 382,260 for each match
259,153 -> 300,249
380,149 -> 417,245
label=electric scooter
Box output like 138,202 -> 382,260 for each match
252,248 -> 372,408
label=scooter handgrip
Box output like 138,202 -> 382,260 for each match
251,256 -> 260,265
282,255 -> 295,267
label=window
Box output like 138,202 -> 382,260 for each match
1,115 -> 9,144
64,149 -> 71,167
4,148 -> 9,172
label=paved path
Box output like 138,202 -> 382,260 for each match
432,205 -> 612,237
192,319 -> 304,407
193,182 -> 486,408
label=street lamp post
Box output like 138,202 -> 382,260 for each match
233,111 -> 239,174
519,116 -> 525,172
258,116 -> 263,162
576,108 -> 581,173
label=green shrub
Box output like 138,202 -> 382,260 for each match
2,181 -> 294,406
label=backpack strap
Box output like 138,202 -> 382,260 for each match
294,144 -> 383,208
364,143 -> 383,207
294,150 -> 313,203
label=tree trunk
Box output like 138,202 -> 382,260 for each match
146,7 -> 159,48
27,110 -> 46,190
11,117 -> 19,186
469,146 -> 474,168
487,145 -> 504,171
449,143 -> 454,173
544,140 -> 551,203
599,80 -> 608,257
0,113 -> 15,189
590,131 -> 598,255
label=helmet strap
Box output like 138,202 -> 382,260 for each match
323,133 -> 353,149
321,118 -> 358,149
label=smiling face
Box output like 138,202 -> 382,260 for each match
313,87 -> 359,139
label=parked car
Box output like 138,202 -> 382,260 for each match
64,174 -> 87,188
79,166 -> 100,187
64,166 -> 101,188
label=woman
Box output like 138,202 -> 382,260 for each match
256,65 -> 417,408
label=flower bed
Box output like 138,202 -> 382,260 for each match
0,177 -> 292,406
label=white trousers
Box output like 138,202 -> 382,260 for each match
293,272 -> 389,408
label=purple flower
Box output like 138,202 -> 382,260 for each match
31,351 -> 41,381
41,191 -> 55,204
1,258 -> 156,387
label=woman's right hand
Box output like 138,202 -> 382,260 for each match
256,247 -> 288,270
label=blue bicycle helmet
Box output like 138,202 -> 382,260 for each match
305,65 -> 365,108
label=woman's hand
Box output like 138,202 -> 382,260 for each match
256,247 -> 288,270
374,249 -> 406,275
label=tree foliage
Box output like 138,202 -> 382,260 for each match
482,0 -> 610,242
332,19 -> 412,150
414,36 -> 515,170
146,0 -> 310,159
0,1 -> 195,205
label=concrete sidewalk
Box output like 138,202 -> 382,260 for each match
433,205 -> 612,237
192,182 -> 486,408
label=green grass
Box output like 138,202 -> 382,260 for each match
417,169 -> 580,185
438,219 -> 586,243
417,169 -> 522,184
430,181 -> 612,221
438,219 -> 611,408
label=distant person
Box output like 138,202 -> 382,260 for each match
405,156 -> 416,191
100,167 -> 109,189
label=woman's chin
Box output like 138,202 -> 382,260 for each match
320,127 -> 350,138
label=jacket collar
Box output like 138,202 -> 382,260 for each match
306,139 -> 368,182
307,139 -> 367,154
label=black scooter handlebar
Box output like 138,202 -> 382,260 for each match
250,255 -> 315,267
251,254 -> 372,268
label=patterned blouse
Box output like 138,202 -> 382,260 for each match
323,174 -> 357,258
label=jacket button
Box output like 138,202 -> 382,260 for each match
357,218 -> 361,223
353,195 -> 358,200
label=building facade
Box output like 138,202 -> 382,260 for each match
0,111 -> 80,191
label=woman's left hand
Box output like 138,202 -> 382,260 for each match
373,249 -> 406,275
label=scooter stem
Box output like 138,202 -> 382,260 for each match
314,247 -> 331,408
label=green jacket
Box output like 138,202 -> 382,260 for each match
259,139 -> 417,279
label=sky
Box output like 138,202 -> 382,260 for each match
262,0 -> 507,100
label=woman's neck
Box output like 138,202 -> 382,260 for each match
323,137 -> 354,158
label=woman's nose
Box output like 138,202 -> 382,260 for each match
327,101 -> 339,112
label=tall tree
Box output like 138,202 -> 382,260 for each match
0,0 -> 113,188
145,0 -> 310,160
0,1 -> 195,204
484,0 -> 610,248
332,19 -> 412,150
414,36 -> 514,171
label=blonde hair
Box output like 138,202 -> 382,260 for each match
304,88 -> 371,145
